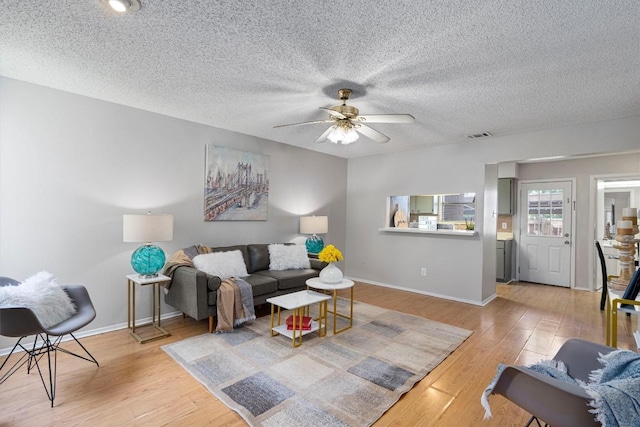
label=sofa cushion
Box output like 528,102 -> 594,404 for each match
247,244 -> 270,273
243,274 -> 279,296
255,269 -> 319,290
268,244 -> 310,270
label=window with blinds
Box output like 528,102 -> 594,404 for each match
440,193 -> 476,222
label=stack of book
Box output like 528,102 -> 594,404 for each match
285,315 -> 312,330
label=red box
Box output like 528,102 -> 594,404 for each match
286,315 -> 312,330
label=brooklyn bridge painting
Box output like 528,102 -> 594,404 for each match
204,145 -> 270,221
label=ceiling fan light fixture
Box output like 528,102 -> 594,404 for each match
274,87 -> 412,145
102,0 -> 141,13
327,124 -> 359,145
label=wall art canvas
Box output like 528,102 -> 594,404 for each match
204,145 -> 270,221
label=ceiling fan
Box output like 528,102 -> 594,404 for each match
274,89 -> 415,144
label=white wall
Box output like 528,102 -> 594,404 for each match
345,116 -> 640,305
2,75 -> 639,351
0,77 -> 348,351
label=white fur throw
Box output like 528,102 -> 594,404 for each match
193,250 -> 249,279
0,271 -> 76,328
268,244 -> 311,270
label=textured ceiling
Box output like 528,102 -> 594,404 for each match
1,1 -> 639,158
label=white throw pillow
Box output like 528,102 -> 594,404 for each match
268,244 -> 311,270
193,250 -> 249,279
0,271 -> 76,328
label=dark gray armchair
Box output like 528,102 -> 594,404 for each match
0,276 -> 99,406
490,338 -> 615,427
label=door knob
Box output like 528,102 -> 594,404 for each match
564,241 -> 570,245
564,233 -> 569,237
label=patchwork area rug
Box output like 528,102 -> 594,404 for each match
162,298 -> 472,426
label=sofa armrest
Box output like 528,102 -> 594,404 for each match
165,266 -> 211,321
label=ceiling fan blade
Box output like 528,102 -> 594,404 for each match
314,126 -> 334,143
274,119 -> 334,128
354,114 -> 415,123
319,107 -> 347,120
356,124 -> 390,144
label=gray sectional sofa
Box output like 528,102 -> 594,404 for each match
164,244 -> 325,332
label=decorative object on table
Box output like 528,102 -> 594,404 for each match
610,208 -> 638,290
162,300 -> 471,427
299,215 -> 328,254
123,211 -> 173,278
318,244 -> 344,283
605,222 -> 612,240
393,207 -> 408,227
388,195 -> 410,227
285,314 -> 312,330
204,144 -> 270,221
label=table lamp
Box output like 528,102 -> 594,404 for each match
300,215 -> 328,254
123,212 -> 174,278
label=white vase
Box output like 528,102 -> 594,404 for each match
319,262 -> 343,284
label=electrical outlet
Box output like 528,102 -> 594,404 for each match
420,267 -> 427,276
501,222 -> 508,230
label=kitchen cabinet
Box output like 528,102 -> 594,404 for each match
410,196 -> 438,214
498,178 -> 515,215
497,239 -> 512,282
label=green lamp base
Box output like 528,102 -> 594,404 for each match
131,244 -> 166,278
305,235 -> 324,254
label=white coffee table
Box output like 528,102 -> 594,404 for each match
306,277 -> 355,334
267,290 -> 331,347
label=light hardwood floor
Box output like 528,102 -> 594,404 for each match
0,281 -> 636,426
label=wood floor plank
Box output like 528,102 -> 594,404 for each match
0,281 -> 634,426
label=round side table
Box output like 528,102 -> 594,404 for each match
306,277 -> 355,334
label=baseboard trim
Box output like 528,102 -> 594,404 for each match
348,276 -> 494,307
0,310 -> 183,356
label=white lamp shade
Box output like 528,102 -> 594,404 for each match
123,213 -> 174,243
300,216 -> 328,234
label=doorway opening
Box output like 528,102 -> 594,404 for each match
590,175 -> 640,291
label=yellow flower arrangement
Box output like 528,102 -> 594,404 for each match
318,244 -> 343,263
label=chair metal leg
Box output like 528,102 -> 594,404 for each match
0,333 -> 98,406
55,333 -> 99,367
44,335 -> 56,407
0,336 -> 31,384
524,415 -> 547,427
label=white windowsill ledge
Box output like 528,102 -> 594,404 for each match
378,227 -> 477,236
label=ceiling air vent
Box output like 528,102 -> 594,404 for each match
466,132 -> 492,139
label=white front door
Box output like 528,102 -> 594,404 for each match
518,180 -> 574,287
